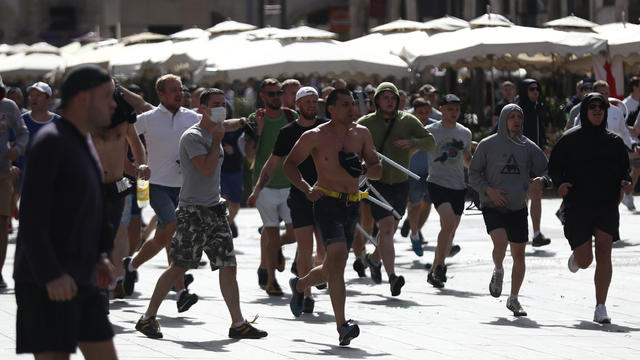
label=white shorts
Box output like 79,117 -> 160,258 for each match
256,187 -> 292,227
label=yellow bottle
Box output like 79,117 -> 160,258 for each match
137,179 -> 149,208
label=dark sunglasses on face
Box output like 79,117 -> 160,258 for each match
528,87 -> 540,92
588,103 -> 605,110
264,90 -> 284,97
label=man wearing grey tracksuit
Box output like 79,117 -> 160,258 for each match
469,103 -> 547,317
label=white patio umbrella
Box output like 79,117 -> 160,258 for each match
594,22 -> 640,73
65,39 -> 122,70
207,20 -> 257,36
345,30 -> 430,59
273,26 -> 336,40
422,15 -> 470,33
0,42 -> 65,80
543,14 -> 598,31
370,19 -> 428,33
403,25 -> 606,72
109,32 -> 171,78
169,27 -> 209,41
194,35 -> 409,84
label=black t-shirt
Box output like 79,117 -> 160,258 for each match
272,117 -> 327,192
221,128 -> 243,173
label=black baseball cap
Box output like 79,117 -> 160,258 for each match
440,94 -> 461,106
61,64 -> 111,108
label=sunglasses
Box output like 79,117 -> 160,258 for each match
264,90 -> 284,97
582,87 -> 593,91
528,87 -> 540,92
588,103 -> 605,110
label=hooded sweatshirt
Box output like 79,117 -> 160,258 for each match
517,79 -> 547,148
549,93 -> 631,208
469,104 -> 548,211
357,82 -> 435,184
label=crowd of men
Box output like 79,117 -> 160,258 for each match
1,67 -> 639,358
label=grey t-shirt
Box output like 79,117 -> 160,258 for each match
426,121 -> 472,190
178,124 -> 223,207
0,98 -> 29,173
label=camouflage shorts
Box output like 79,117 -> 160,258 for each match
170,204 -> 236,271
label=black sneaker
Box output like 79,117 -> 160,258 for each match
434,264 -> 447,283
427,271 -> 444,288
229,321 -> 268,339
400,219 -> 410,237
353,257 -> 367,278
177,291 -> 198,313
315,283 -> 327,290
448,244 -> 461,257
122,256 -> 138,296
136,316 -> 163,339
289,277 -> 304,317
0,275 -> 7,289
113,279 -> 126,299
419,231 -> 428,245
291,260 -> 298,276
230,222 -> 238,238
366,253 -> 382,284
277,247 -> 285,272
389,274 -> 405,296
303,296 -> 315,313
265,281 -> 283,296
338,320 -> 360,346
257,268 -> 267,289
532,233 -> 551,247
171,273 -> 194,292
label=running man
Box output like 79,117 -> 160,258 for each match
135,89 -> 266,339
425,94 -> 473,289
283,88 -> 382,346
469,104 -> 547,316
549,93 -> 632,324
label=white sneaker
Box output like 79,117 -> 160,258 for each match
593,304 -> 611,324
489,268 -> 504,298
622,193 -> 636,211
568,254 -> 579,273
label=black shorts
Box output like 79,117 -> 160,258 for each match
564,203 -> 619,250
287,188 -> 315,229
15,283 -> 114,354
102,185 -> 126,250
482,207 -> 528,243
427,182 -> 467,216
367,180 -> 409,222
313,197 -> 360,250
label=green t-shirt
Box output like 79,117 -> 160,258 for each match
248,109 -> 299,189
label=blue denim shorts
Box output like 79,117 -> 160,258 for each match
149,184 -> 180,229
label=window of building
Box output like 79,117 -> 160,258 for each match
49,6 -> 76,31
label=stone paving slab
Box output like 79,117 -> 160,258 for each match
1,197 -> 639,359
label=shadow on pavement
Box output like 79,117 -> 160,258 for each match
430,288 -> 485,298
484,316 -> 541,328
159,316 -> 206,328
613,240 -> 640,248
112,322 -> 137,335
278,311 -> 335,324
247,295 -> 290,306
526,249 -> 557,258
291,339 -> 390,358
167,338 -> 239,352
357,297 -> 427,308
567,320 -> 640,333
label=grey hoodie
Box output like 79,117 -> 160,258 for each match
469,104 -> 547,211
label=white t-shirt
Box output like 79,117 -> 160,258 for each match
135,104 -> 200,187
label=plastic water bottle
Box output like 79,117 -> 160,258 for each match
137,179 -> 149,208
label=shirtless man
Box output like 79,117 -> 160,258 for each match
90,83 -> 149,297
283,88 -> 382,346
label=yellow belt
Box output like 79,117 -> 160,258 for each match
314,186 -> 368,202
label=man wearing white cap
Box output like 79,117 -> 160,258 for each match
0,74 -> 29,289
24,82 -> 60,138
248,86 -> 326,309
